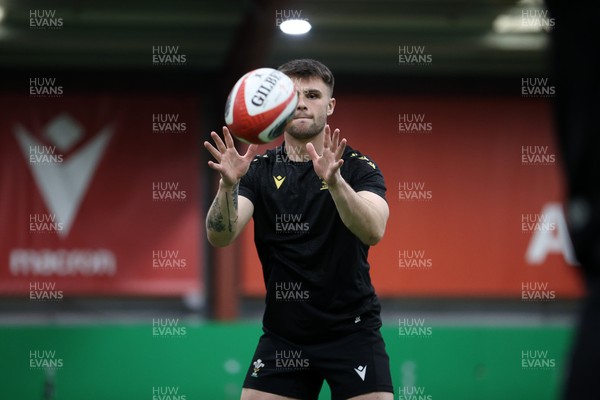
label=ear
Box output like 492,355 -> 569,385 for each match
327,97 -> 336,116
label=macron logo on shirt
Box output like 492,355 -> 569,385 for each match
273,175 -> 286,189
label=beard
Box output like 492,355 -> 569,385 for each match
285,117 -> 326,140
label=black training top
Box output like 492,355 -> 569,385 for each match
239,142 -> 387,344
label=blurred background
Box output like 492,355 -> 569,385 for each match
0,0 -> 580,399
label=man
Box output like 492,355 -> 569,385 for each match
204,59 -> 393,400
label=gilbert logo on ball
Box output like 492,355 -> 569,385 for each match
225,68 -> 299,144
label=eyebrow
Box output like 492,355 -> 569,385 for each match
301,88 -> 322,95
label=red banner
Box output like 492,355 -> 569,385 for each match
0,93 -> 203,297
241,94 -> 584,299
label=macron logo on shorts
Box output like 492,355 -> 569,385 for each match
354,365 -> 367,381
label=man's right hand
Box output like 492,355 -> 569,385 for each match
204,126 -> 258,186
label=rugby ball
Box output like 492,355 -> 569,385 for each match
224,68 -> 298,144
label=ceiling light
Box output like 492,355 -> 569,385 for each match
493,14 -> 548,33
280,19 -> 311,35
492,0 -> 554,34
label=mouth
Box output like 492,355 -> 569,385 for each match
293,115 -> 312,120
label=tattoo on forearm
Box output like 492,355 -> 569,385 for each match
207,183 -> 239,234
225,192 -> 233,232
232,182 -> 239,210
207,197 -> 226,232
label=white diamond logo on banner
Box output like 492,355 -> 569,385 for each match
14,114 -> 113,238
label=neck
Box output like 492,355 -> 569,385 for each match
283,132 -> 324,161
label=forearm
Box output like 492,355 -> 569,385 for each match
206,179 -> 240,247
328,177 -> 387,245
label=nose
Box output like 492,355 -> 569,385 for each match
295,89 -> 307,110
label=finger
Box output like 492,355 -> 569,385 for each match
207,160 -> 223,172
204,141 -> 222,162
244,144 -> 259,160
306,142 -> 320,162
332,128 -> 340,150
332,159 -> 344,172
211,131 -> 227,153
335,138 -> 347,160
222,126 -> 235,149
323,124 -> 331,148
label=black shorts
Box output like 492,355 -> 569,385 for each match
242,328 -> 393,400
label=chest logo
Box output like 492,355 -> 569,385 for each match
273,175 -> 286,189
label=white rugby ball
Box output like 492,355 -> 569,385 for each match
224,68 -> 299,144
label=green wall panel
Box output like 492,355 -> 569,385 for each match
0,323 -> 573,399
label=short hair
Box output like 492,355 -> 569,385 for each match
277,59 -> 335,96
